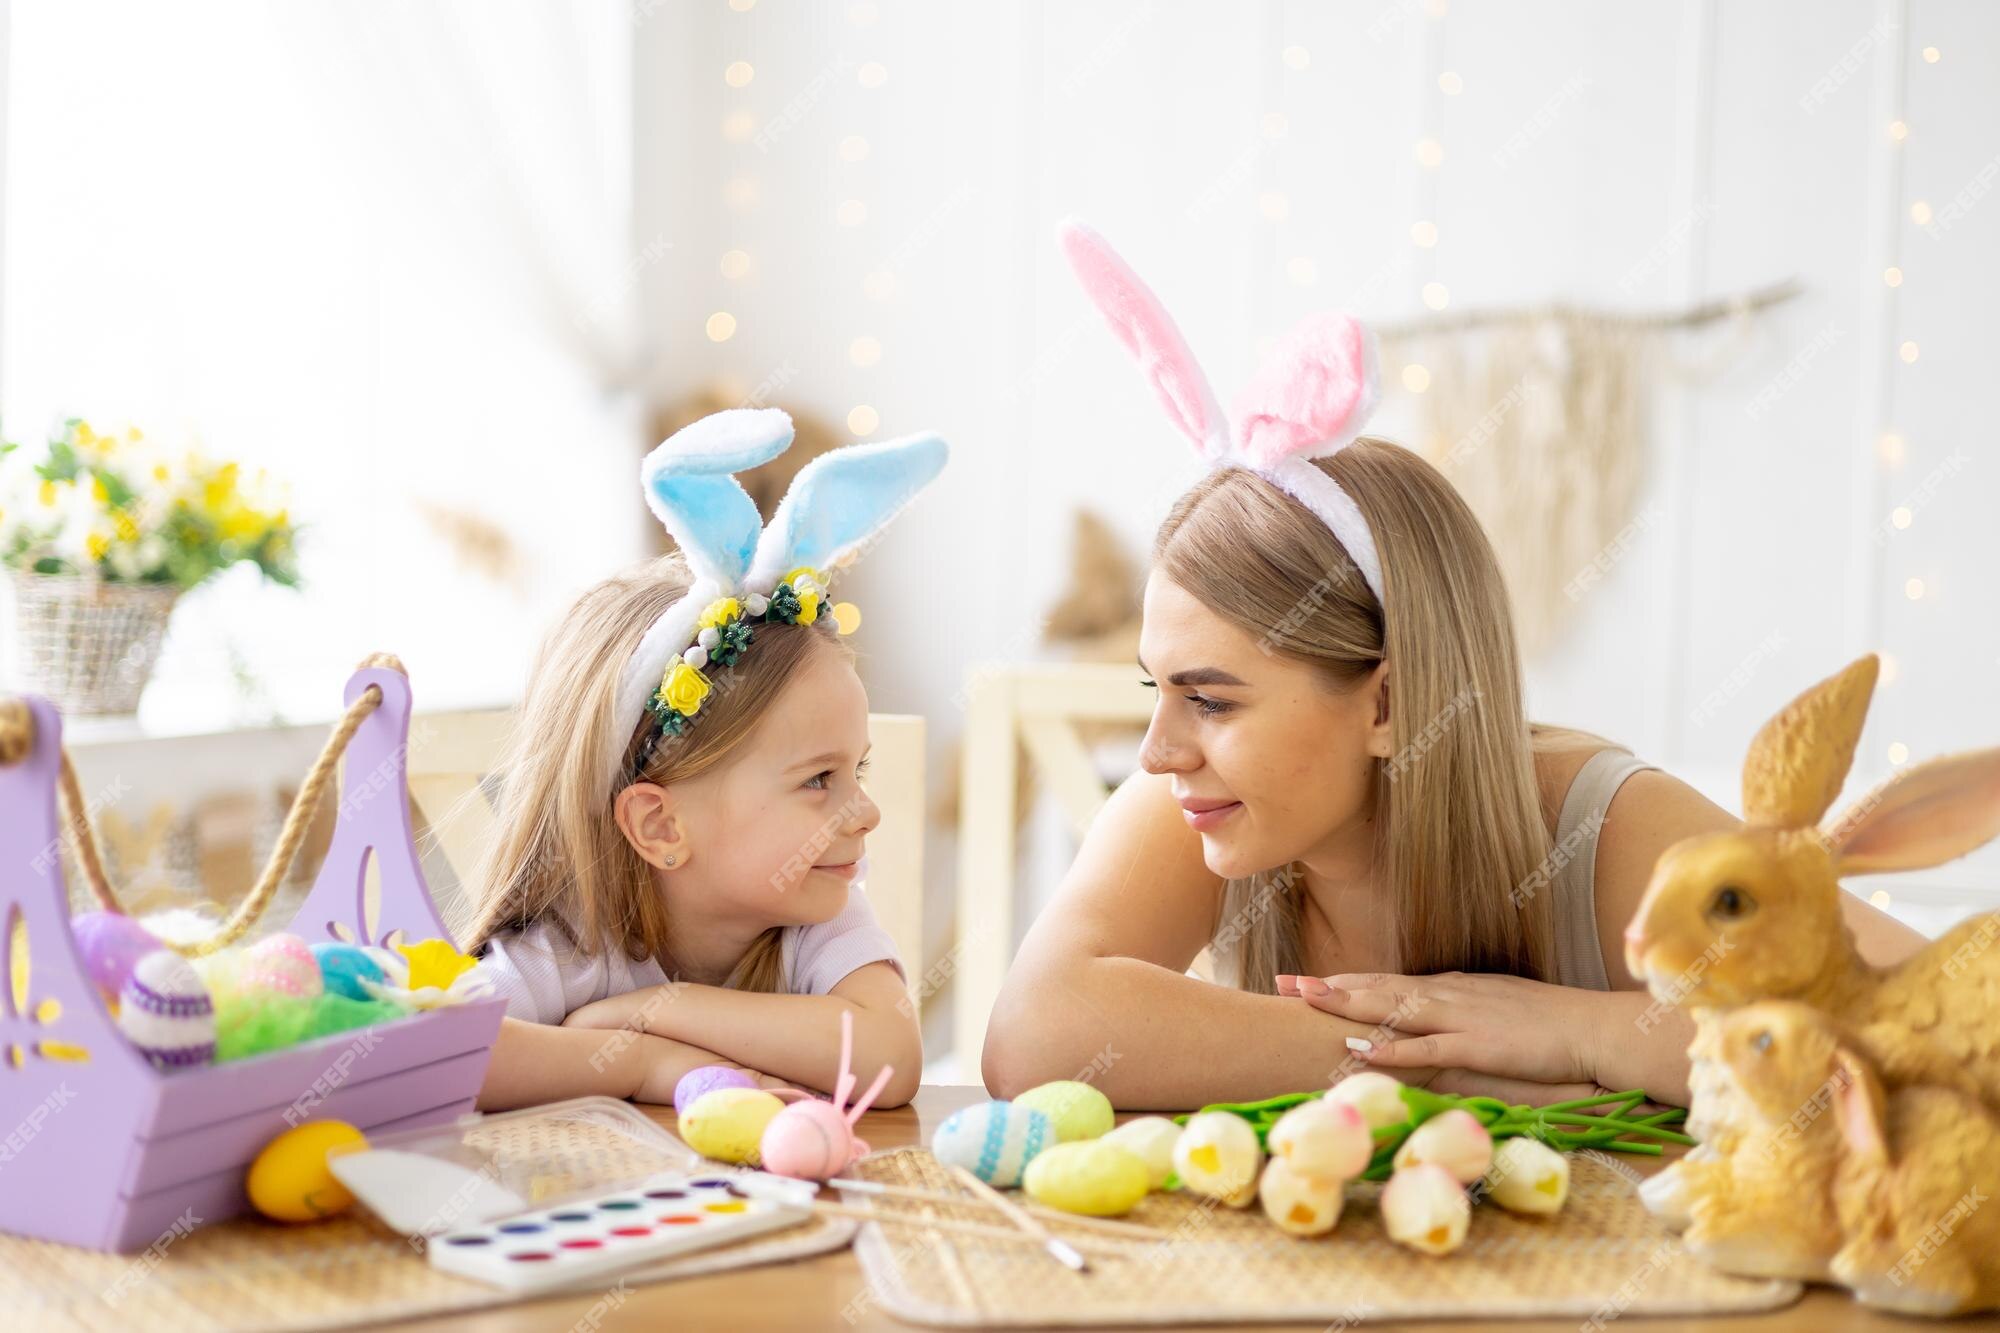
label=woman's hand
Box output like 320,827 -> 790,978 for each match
1277,970 -> 1614,1087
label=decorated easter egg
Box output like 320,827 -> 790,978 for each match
1259,1156 -> 1345,1236
70,910 -> 163,1009
241,933 -> 323,999
117,949 -> 217,1068
1012,1079 -> 1114,1143
247,1120 -> 368,1222
761,1099 -> 862,1181
1022,1141 -> 1150,1217
931,1100 -> 1053,1188
310,941 -> 388,1001
675,1063 -> 759,1118
1268,1099 -> 1372,1182
681,1087 -> 786,1164
1173,1111 -> 1262,1207
1101,1116 -> 1182,1190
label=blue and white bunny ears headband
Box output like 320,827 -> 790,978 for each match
611,407 -> 948,788
1057,220 -> 1386,605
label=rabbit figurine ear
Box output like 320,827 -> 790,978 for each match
1057,219 -> 1229,460
643,407 -> 795,587
1742,655 -> 1879,828
1232,312 -> 1381,469
747,432 -> 948,588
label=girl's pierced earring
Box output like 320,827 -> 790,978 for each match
664,854 -> 677,867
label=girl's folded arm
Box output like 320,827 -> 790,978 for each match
477,1015 -> 750,1111
562,960 -> 922,1107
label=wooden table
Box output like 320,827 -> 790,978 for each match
384,1085 -> 1929,1333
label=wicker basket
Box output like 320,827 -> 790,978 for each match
7,571 -> 181,715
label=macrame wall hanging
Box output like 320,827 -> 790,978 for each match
1376,281 -> 1797,657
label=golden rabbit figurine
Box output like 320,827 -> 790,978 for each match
1622,654 -> 2000,1314
1700,1002 -> 2000,1316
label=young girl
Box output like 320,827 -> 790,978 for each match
982,223 -> 1921,1110
465,408 -> 946,1111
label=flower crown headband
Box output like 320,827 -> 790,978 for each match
1057,219 -> 1386,605
611,407 -> 948,790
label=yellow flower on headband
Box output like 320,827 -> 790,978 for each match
661,660 -> 712,716
698,596 -> 742,629
784,565 -> 824,624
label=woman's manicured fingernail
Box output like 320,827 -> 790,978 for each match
1344,1036 -> 1373,1053
1301,977 -> 1331,996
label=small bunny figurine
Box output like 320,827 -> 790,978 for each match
1623,655 -> 2000,1234
1706,1002 -> 2000,1316
757,1009 -> 894,1182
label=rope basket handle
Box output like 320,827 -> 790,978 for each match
0,652 -> 407,958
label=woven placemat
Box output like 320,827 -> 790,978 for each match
848,1147 -> 1802,1327
3,1110 -> 855,1333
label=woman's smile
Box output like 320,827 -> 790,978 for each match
1177,793 -> 1244,832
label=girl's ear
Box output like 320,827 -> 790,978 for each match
1741,655 -> 1878,827
1826,748 -> 2000,875
613,781 -> 692,872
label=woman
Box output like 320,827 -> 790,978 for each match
980,224 -> 1919,1110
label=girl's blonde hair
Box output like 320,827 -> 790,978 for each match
459,554 -> 846,993
1155,439 -> 1561,991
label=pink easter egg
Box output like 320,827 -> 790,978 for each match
674,1064 -> 758,1118
760,1100 -> 863,1182
241,932 -> 323,999
70,911 -> 163,1005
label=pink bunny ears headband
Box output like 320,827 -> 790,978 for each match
1057,220 -> 1386,605
611,408 -> 947,790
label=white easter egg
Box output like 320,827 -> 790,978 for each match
1172,1111 -> 1262,1207
1101,1116 -> 1182,1190
117,949 -> 217,1069
931,1099 -> 1053,1188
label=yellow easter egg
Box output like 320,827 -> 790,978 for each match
246,1121 -> 368,1223
1022,1140 -> 1150,1216
1013,1079 -> 1115,1143
681,1086 -> 786,1164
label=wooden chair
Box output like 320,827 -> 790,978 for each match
404,710 -> 926,981
951,663 -> 1156,1069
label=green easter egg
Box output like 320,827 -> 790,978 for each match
1023,1141 -> 1150,1217
1014,1079 -> 1115,1142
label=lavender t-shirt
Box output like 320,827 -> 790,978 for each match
474,882 -> 904,1025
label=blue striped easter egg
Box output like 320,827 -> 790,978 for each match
931,1100 -> 1052,1188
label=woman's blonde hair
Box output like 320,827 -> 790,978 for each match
459,554 -> 846,993
1155,439 -> 1559,991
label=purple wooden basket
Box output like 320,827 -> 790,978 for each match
0,665 -> 505,1253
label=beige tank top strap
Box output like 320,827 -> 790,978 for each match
1548,747 -> 1654,992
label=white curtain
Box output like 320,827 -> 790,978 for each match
0,0 -> 644,725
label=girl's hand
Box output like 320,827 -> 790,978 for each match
1276,970 -> 1612,1087
563,987 -> 673,1034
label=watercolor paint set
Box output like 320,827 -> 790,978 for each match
420,1170 -> 812,1293
328,1095 -> 814,1292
